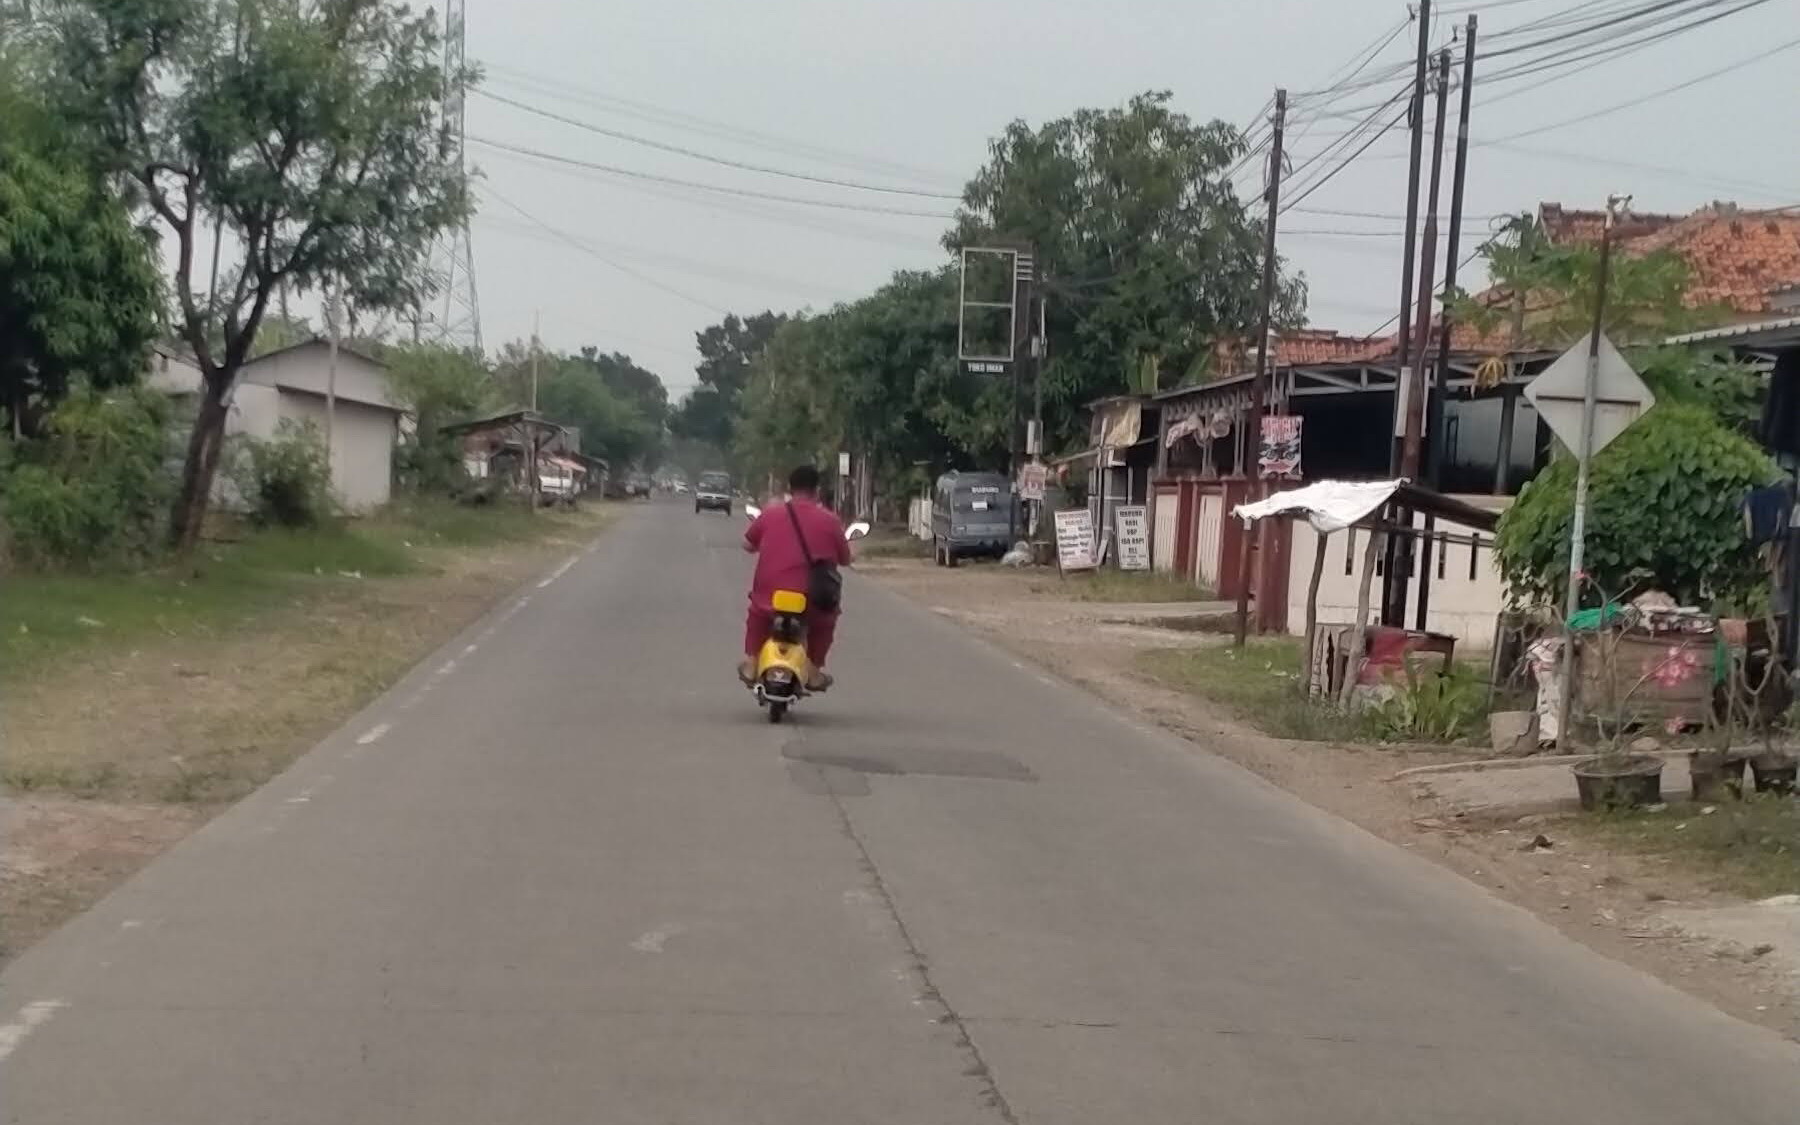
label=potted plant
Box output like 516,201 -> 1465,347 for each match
1568,609 -> 1668,810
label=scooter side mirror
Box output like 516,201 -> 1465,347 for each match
845,521 -> 870,541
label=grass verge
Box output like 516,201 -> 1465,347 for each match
1136,638 -> 1359,741
1571,795 -> 1800,900
0,498 -> 562,680
1,499 -> 612,960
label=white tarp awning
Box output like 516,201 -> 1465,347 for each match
1233,479 -> 1402,533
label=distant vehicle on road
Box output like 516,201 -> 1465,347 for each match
931,471 -> 1017,567
694,471 -> 733,514
623,472 -> 651,499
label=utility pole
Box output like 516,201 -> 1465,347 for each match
1382,0 -> 1434,627
1010,250 -> 1036,543
1386,42 -> 1450,628
1233,88 -> 1286,648
1400,50 -> 1450,482
1417,16 -> 1478,631
325,285 -> 340,465
1392,0 -> 1432,467
527,310 -> 541,511
1554,194 -> 1629,748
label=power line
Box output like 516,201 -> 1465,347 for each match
480,187 -> 731,315
468,135 -> 958,219
475,211 -> 858,302
477,64 -> 955,189
1481,27 -> 1800,144
1280,104 -> 1410,214
474,88 -> 963,200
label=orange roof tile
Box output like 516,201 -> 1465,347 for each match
1538,201 -> 1800,317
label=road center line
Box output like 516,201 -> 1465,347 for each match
356,723 -> 392,745
0,1000 -> 68,1063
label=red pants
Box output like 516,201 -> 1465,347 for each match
744,606 -> 839,667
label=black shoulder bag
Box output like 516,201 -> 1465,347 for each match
785,502 -> 843,613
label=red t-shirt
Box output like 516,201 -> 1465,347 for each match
745,497 -> 851,612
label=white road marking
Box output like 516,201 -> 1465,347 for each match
536,557 -> 578,588
0,1000 -> 68,1062
630,924 -> 684,953
463,643 -> 479,656
435,659 -> 458,676
356,723 -> 391,746
119,920 -> 142,931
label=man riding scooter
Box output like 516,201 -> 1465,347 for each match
739,465 -> 853,691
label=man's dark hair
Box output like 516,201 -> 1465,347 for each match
788,464 -> 822,494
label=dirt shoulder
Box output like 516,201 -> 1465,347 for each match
865,554 -> 1800,1041
0,504 -> 612,962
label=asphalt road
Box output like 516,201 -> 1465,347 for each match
5,502 -> 1800,1123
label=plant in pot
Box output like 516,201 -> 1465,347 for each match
1568,608 -> 1667,811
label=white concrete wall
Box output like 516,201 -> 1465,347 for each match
1284,497 -> 1511,649
244,343 -> 399,410
1152,489 -> 1177,572
149,346 -> 399,513
1195,491 -> 1225,588
278,392 -> 397,512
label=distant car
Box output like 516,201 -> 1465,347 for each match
624,473 -> 651,498
673,481 -> 690,494
694,472 -> 733,514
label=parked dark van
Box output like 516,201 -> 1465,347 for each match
930,471 -> 1016,566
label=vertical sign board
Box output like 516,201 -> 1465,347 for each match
1115,505 -> 1151,571
1259,415 -> 1302,479
1054,507 -> 1098,573
1019,461 -> 1048,503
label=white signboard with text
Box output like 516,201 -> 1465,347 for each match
1115,505 -> 1150,571
1054,508 -> 1098,573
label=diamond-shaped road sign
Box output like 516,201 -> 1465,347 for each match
1523,333 -> 1655,456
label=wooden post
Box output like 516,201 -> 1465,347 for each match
1339,528 -> 1385,706
1302,528 -> 1330,694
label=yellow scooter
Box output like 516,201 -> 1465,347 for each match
743,502 -> 868,724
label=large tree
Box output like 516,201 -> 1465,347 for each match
949,91 -> 1304,448
44,0 -> 472,549
669,311 -> 788,451
0,137 -> 162,438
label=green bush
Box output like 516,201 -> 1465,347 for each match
0,388 -> 171,567
1495,404 -> 1780,609
1366,661 -> 1487,744
235,420 -> 334,529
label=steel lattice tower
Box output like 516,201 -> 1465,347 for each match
426,0 -> 482,354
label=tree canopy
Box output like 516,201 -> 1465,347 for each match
949,90 -> 1304,446
41,0 -> 472,547
669,311 -> 788,452
0,137 -> 162,437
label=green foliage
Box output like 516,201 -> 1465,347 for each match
534,357 -> 655,470
235,420 -> 333,529
1447,214 -> 1718,350
669,311 -> 789,452
0,387 -> 171,566
1635,346 -> 1764,437
733,269 -> 1002,494
41,0 -> 473,547
949,91 -> 1302,448
1366,661 -> 1487,744
386,343 -> 497,494
0,137 -> 161,435
1495,404 -> 1780,608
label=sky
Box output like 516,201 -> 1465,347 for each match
460,0 -> 1800,397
